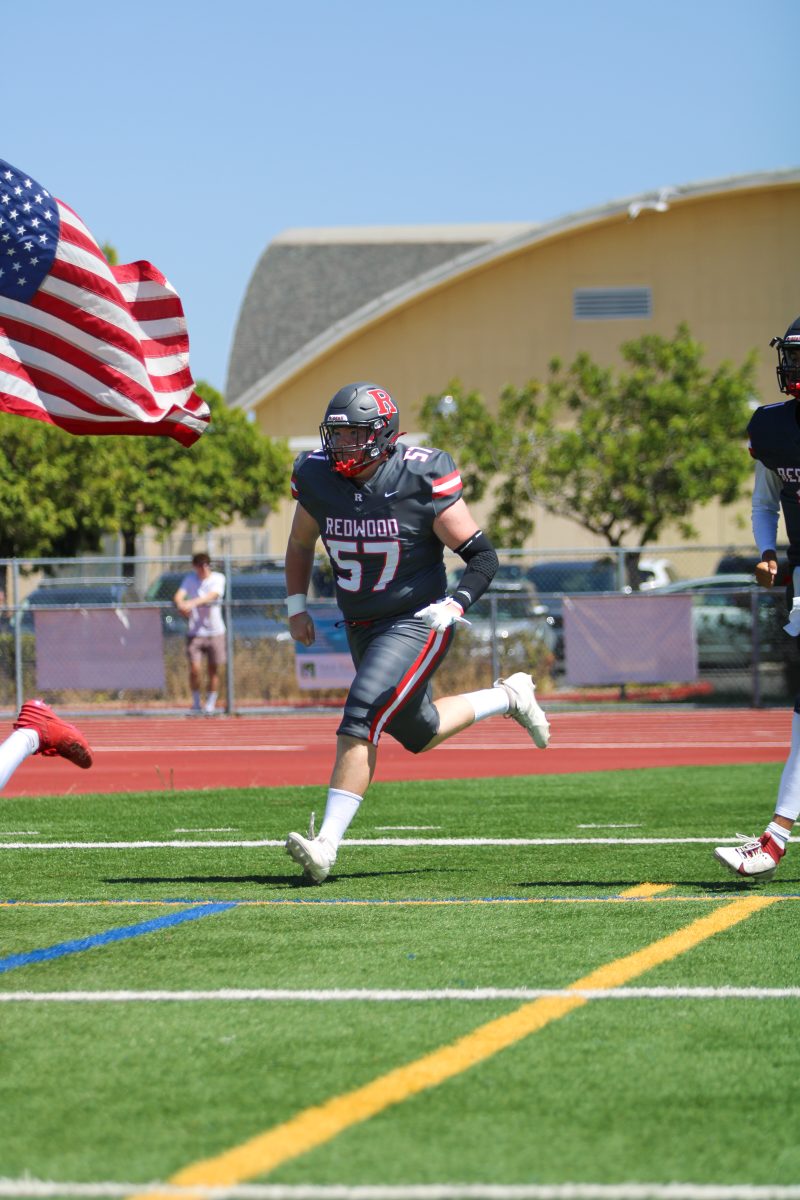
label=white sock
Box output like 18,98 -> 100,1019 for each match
0,728 -> 39,790
766,820 -> 791,849
319,788 -> 362,849
464,686 -> 510,722
205,692 -> 218,710
776,712 -> 800,822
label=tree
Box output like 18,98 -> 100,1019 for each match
421,324 -> 757,573
0,384 -> 293,563
50,382 -> 294,560
0,235 -> 292,565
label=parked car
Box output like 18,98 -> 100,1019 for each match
647,574 -> 786,667
446,571 -> 557,659
145,570 -> 291,640
12,581 -> 135,633
527,559 -> 621,662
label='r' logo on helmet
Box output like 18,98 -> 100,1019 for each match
367,388 -> 398,417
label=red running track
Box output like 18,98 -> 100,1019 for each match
0,708 -> 791,797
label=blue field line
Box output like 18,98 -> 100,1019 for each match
0,901 -> 237,975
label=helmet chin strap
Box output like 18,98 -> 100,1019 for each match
331,434 -> 404,478
332,456 -> 367,478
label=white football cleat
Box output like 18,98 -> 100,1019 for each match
495,672 -> 550,749
714,832 -> 784,882
285,821 -> 336,884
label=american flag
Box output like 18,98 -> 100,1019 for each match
0,158 -> 210,445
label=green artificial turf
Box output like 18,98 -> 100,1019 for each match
0,763 -> 798,1188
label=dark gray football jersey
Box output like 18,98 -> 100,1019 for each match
291,444 -> 463,619
749,401 -> 800,563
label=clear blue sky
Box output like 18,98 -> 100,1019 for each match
2,0 -> 793,394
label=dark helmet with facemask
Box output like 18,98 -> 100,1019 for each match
771,317 -> 800,398
320,382 -> 400,477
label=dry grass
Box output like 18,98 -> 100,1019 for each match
0,627 -> 556,710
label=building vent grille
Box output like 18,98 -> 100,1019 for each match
573,287 -> 652,319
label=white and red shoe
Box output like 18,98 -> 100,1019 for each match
714,832 -> 785,882
14,699 -> 93,770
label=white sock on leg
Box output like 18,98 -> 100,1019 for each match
319,788 -> 362,850
463,686 -> 510,722
0,728 -> 39,790
766,820 -> 790,849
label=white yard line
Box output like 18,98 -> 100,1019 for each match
0,837 -> 794,849
0,986 -> 798,1003
1,1180 -> 799,1199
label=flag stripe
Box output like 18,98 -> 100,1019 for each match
57,212 -> 112,265
127,297 -> 184,322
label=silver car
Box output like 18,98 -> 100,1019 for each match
647,574 -> 786,667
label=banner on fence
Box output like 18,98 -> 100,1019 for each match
563,594 -> 697,685
294,606 -> 355,691
34,609 -> 166,690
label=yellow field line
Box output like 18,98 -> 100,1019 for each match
618,883 -> 674,898
14,886 -> 795,910
131,894 -> 778,1197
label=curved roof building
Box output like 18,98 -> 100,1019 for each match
226,169 -> 800,553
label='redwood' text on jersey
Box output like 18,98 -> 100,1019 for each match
291,444 -> 463,620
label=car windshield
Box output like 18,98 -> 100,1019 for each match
529,562 -> 616,593
145,573 -> 287,604
472,594 -> 535,621
230,577 -> 285,602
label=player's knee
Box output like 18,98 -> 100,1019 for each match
392,721 -> 439,754
336,715 -> 373,744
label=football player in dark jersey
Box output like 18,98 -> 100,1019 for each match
283,382 -> 551,882
715,318 -> 800,881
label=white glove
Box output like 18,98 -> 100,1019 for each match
414,597 -> 471,632
784,601 -> 800,637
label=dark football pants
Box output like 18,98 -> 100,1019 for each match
337,614 -> 456,752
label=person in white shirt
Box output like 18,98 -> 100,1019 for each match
174,552 -> 227,714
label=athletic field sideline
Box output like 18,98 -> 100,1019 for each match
0,708 -> 789,796
1,763 -> 798,1196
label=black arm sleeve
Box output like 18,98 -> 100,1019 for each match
451,530 -> 498,612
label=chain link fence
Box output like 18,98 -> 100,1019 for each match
0,545 -> 795,716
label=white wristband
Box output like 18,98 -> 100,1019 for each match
286,593 -> 308,617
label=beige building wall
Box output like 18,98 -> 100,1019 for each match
242,179 -> 800,565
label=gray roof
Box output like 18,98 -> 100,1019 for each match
225,224 -> 532,404
226,171 -> 800,409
